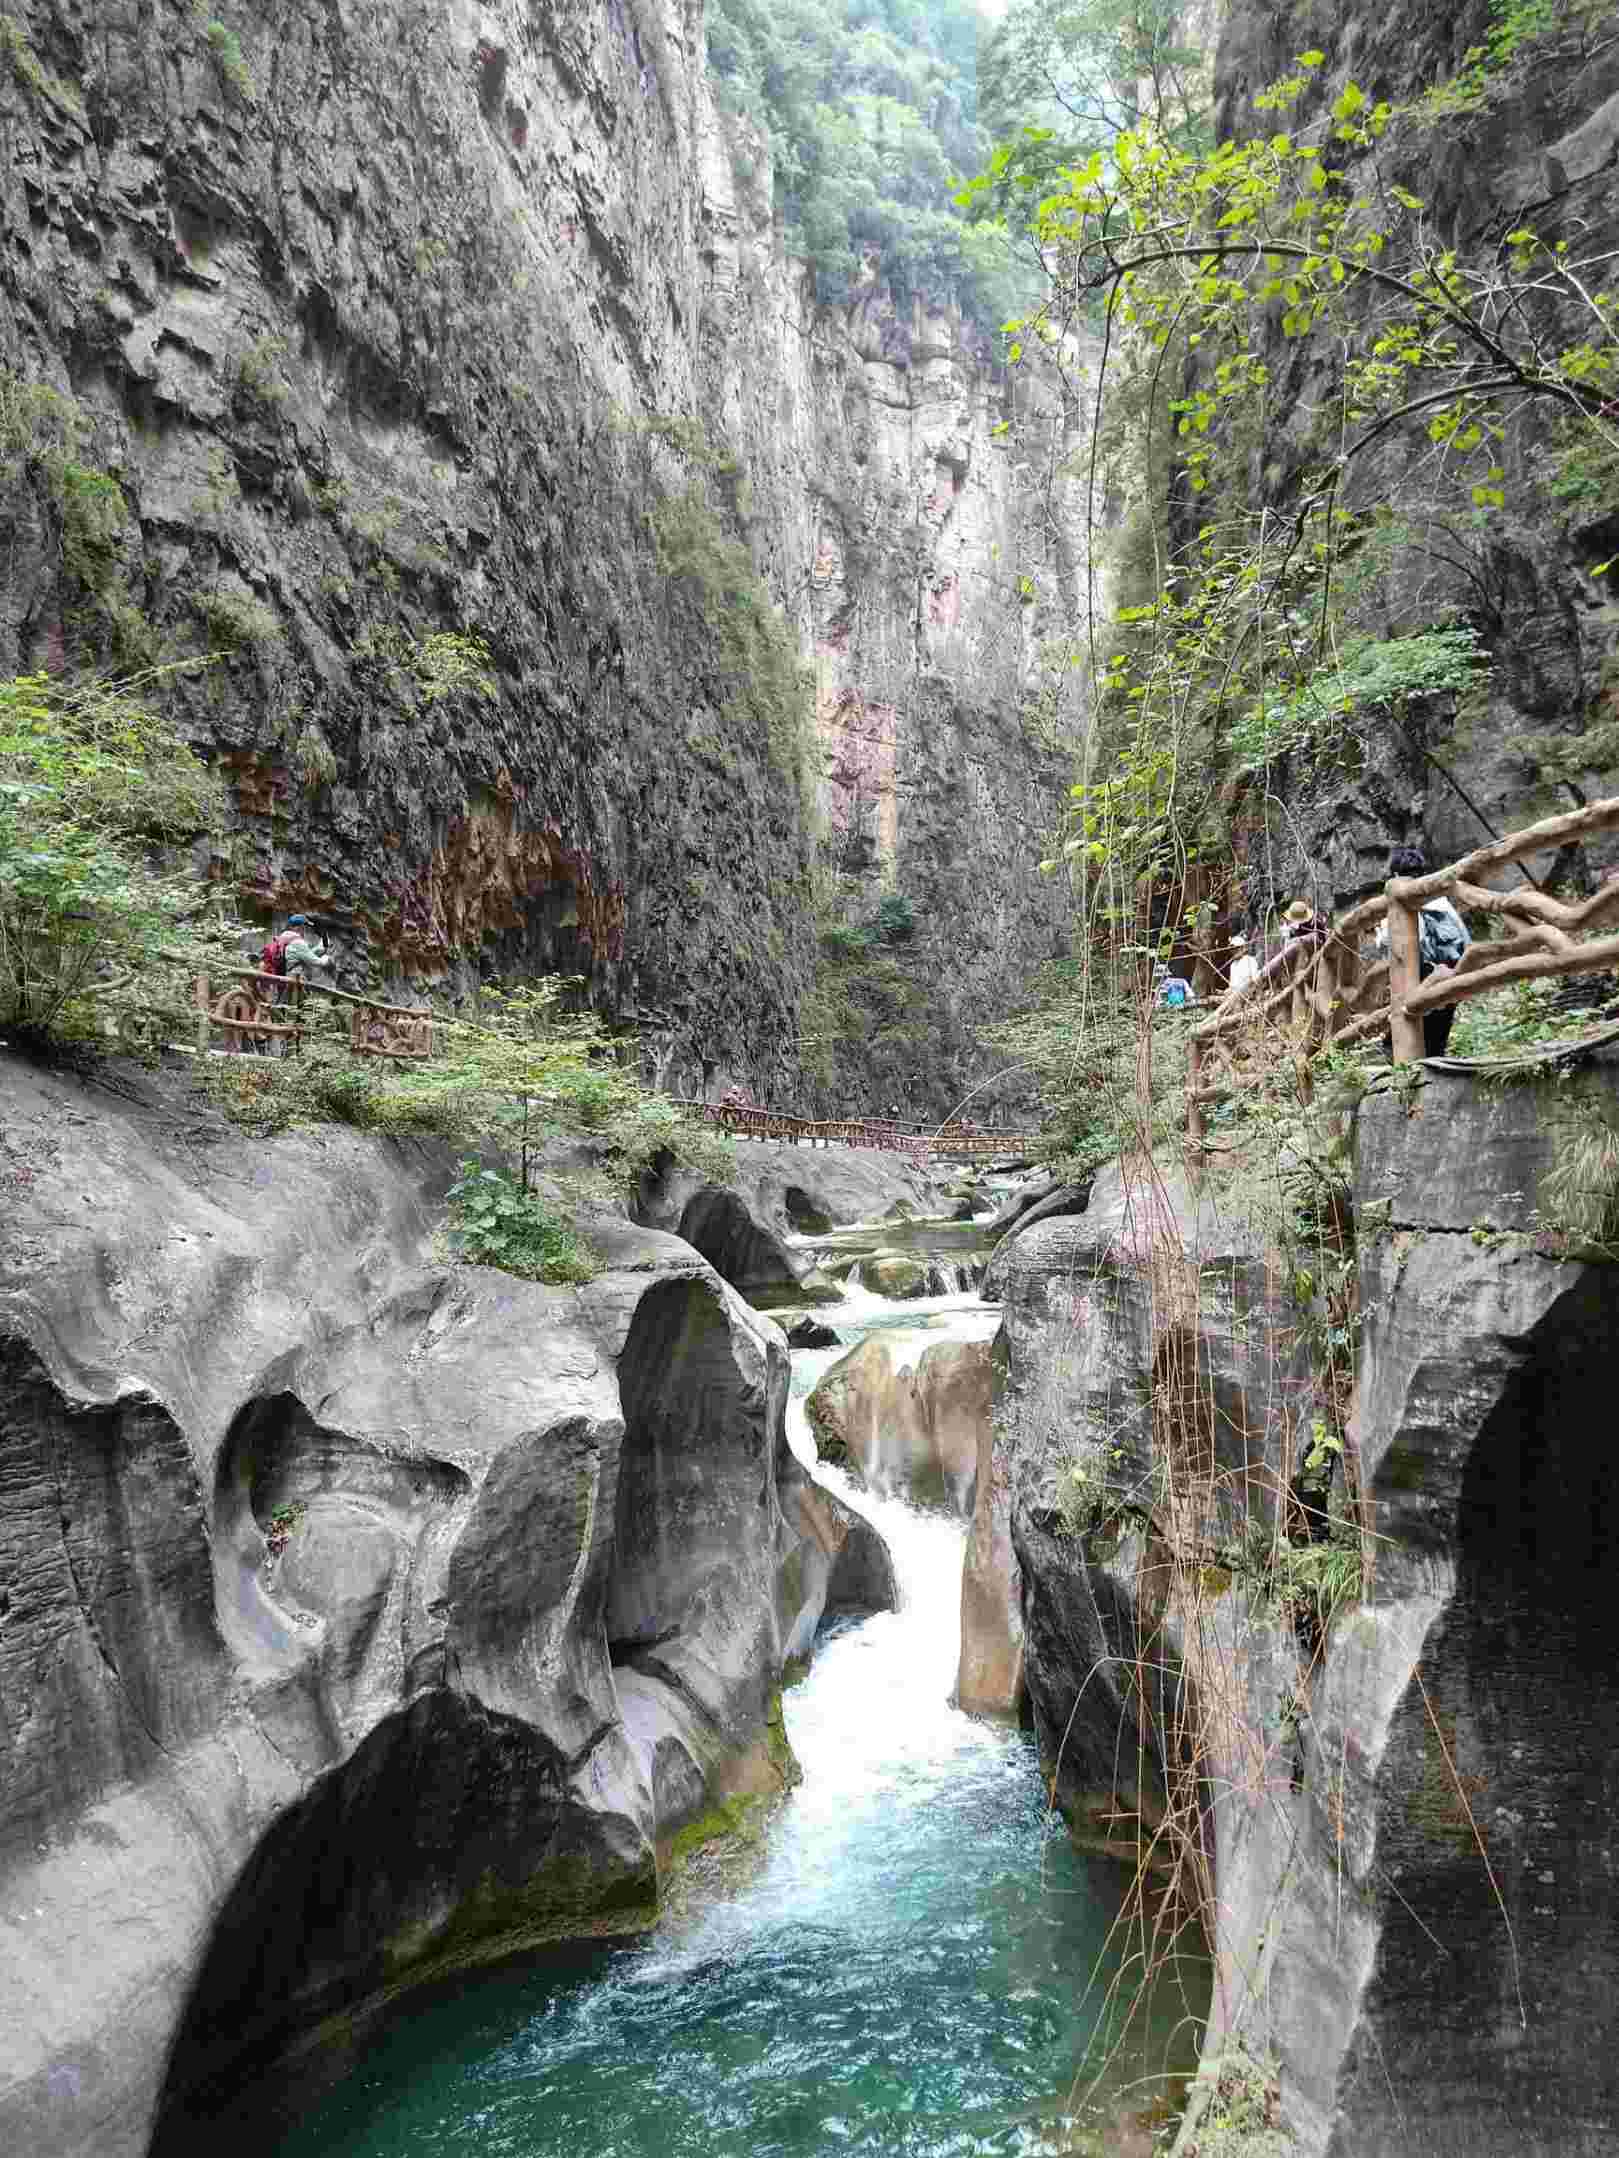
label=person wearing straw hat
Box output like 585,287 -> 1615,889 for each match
1281,898 -> 1320,944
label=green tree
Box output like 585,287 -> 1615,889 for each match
972,0 -> 1210,229
706,0 -> 1027,328
0,665 -> 226,1034
1003,46 -> 1618,895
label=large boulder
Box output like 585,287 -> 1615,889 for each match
632,1158 -> 842,1305
0,1055 -> 884,2158
957,1332 -> 1024,1718
1262,1060 -> 1619,2158
806,1335 -> 989,1515
634,1139 -> 955,1306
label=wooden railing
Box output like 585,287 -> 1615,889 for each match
1186,796 -> 1619,1144
191,983 -> 1039,1159
193,968 -> 434,1060
671,1100 -> 1042,1163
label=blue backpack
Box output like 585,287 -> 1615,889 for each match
1418,904 -> 1469,972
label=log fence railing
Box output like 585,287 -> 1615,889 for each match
191,977 -> 1037,1161
669,1100 -> 1041,1163
1187,795 -> 1619,1146
193,967 -> 435,1061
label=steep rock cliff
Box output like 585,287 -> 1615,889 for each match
1209,0 -> 1619,913
0,1052 -> 890,2158
986,1066 -> 1619,2156
0,0 -> 1085,1104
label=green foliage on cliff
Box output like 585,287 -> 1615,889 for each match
1001,50 -> 1619,895
651,488 -> 817,811
1225,627 -> 1489,775
0,666 -> 226,1034
705,0 -> 1024,327
445,1161 -> 600,1284
1,370 -> 157,666
197,9 -> 255,101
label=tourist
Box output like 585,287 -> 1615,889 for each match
278,916 -> 331,986
1228,933 -> 1260,995
1280,898 -> 1320,945
1154,961 -> 1195,1009
1377,843 -> 1472,1056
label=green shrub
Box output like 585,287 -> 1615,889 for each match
822,921 -> 872,960
1447,976 -> 1619,1059
201,15 -> 254,100
0,666 -> 226,1036
196,589 -> 282,651
0,15 -> 83,110
291,723 -> 338,788
873,892 -> 916,944
199,978 -> 738,1194
446,1161 -> 599,1283
1227,627 -> 1488,774
351,625 -> 495,704
231,335 -> 289,408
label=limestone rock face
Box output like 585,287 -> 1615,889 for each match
0,0 -> 1085,1107
999,1061 -> 1619,2155
1268,1061 -> 1619,2158
0,1054 -> 885,2158
806,1335 -> 989,1516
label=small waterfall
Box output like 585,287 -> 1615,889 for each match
269,1271 -> 1206,2158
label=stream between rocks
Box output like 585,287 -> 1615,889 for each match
262,1246 -> 1206,2158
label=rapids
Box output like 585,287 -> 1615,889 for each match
264,1265 -> 1205,2157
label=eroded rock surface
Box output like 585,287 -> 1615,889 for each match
956,1332 -> 1023,1718
1273,1062 -> 1619,2158
996,1066 -> 1619,2156
0,0 -> 1084,1111
806,1334 -> 989,1516
0,1055 -> 888,2158
991,1161 -> 1315,1855
634,1138 -> 952,1305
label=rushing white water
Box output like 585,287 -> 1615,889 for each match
263,1273 -> 1204,2158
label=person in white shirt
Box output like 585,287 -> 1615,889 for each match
1228,932 -> 1260,995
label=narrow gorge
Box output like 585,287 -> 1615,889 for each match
3,0 -> 1619,2155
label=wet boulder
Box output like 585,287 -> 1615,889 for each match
805,1336 -> 990,1516
0,1054 -> 864,2158
785,1315 -> 842,1349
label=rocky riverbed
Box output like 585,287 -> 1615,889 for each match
0,1056 -> 903,2158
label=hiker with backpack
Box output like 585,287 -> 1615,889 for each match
1154,961 -> 1196,1010
255,915 -> 331,1053
262,915 -> 330,989
1376,844 -> 1471,1055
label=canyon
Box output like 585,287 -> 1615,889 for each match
4,0 -> 1619,2152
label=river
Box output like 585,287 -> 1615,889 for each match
266,1257 -> 1205,2158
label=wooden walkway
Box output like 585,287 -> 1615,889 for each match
193,968 -> 434,1060
1188,796 -> 1619,1144
672,1100 -> 1041,1165
190,972 -> 1041,1163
